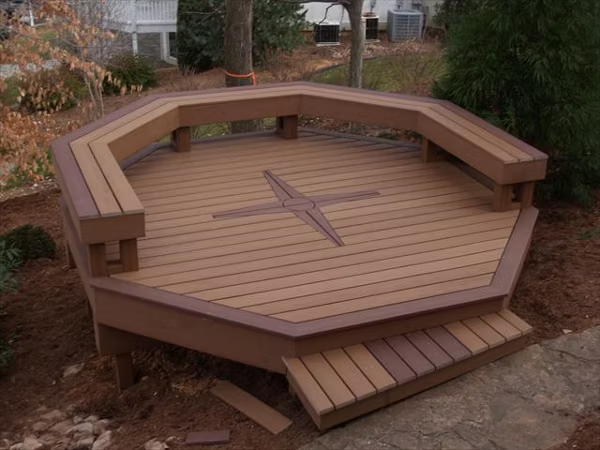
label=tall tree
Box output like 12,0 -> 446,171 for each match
345,0 -> 364,88
224,0 -> 257,133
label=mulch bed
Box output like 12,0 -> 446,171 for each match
0,188 -> 598,449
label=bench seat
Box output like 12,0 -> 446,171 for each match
52,82 -> 547,278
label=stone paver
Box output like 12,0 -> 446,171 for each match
301,327 -> 600,450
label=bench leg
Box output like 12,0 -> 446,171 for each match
493,182 -> 536,211
65,242 -> 76,269
87,243 -> 107,277
114,353 -> 135,390
119,239 -> 139,272
421,137 -> 447,163
516,182 -> 535,208
276,115 -> 298,139
171,126 -> 191,152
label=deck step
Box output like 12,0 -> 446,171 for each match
284,309 -> 532,430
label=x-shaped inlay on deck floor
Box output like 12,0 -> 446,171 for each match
213,170 -> 380,246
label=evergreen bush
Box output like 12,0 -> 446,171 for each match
177,0 -> 306,71
103,54 -> 158,95
434,0 -> 600,204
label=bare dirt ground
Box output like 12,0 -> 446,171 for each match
1,40 -> 599,449
1,188 -> 598,449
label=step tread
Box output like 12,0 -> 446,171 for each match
284,309 -> 532,429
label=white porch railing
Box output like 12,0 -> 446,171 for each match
135,0 -> 177,24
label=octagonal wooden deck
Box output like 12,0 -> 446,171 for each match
52,83 -> 547,430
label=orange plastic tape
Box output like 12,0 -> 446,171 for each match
224,70 -> 257,86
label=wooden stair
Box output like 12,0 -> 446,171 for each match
284,310 -> 532,430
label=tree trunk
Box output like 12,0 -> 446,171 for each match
346,0 -> 364,89
224,0 -> 257,133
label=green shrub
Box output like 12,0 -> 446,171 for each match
18,64 -> 86,113
434,0 -> 482,30
177,0 -> 306,71
1,225 -> 56,263
103,54 -> 158,95
434,0 -> 600,205
0,240 -> 20,293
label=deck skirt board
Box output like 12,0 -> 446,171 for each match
285,310 -> 533,430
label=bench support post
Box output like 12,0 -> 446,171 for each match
65,241 -> 76,269
276,115 -> 298,139
87,243 -> 107,277
493,182 -> 536,211
171,126 -> 191,152
114,353 -> 135,390
421,137 -> 447,163
119,238 -> 139,272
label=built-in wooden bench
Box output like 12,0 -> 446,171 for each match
284,309 -> 532,430
53,84 -> 547,276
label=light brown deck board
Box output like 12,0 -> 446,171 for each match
135,224 -> 512,290
322,349 -> 377,401
114,133 -> 524,324
300,354 -> 356,408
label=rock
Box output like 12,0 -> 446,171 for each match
144,439 -> 167,450
63,364 -> 85,378
92,421 -> 109,437
31,423 -> 48,433
91,431 -> 112,450
82,417 -> 98,424
35,407 -> 48,414
73,437 -> 94,450
0,439 -> 11,450
21,437 -> 45,450
39,411 -> 64,425
9,444 -> 23,450
49,421 -> 72,436
66,424 -> 93,440
71,417 -> 83,426
165,436 -> 178,446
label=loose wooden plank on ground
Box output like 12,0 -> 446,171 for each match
185,430 -> 230,445
210,380 -> 292,435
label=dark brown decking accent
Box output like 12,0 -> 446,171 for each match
214,170 -> 379,246
424,326 -> 471,363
